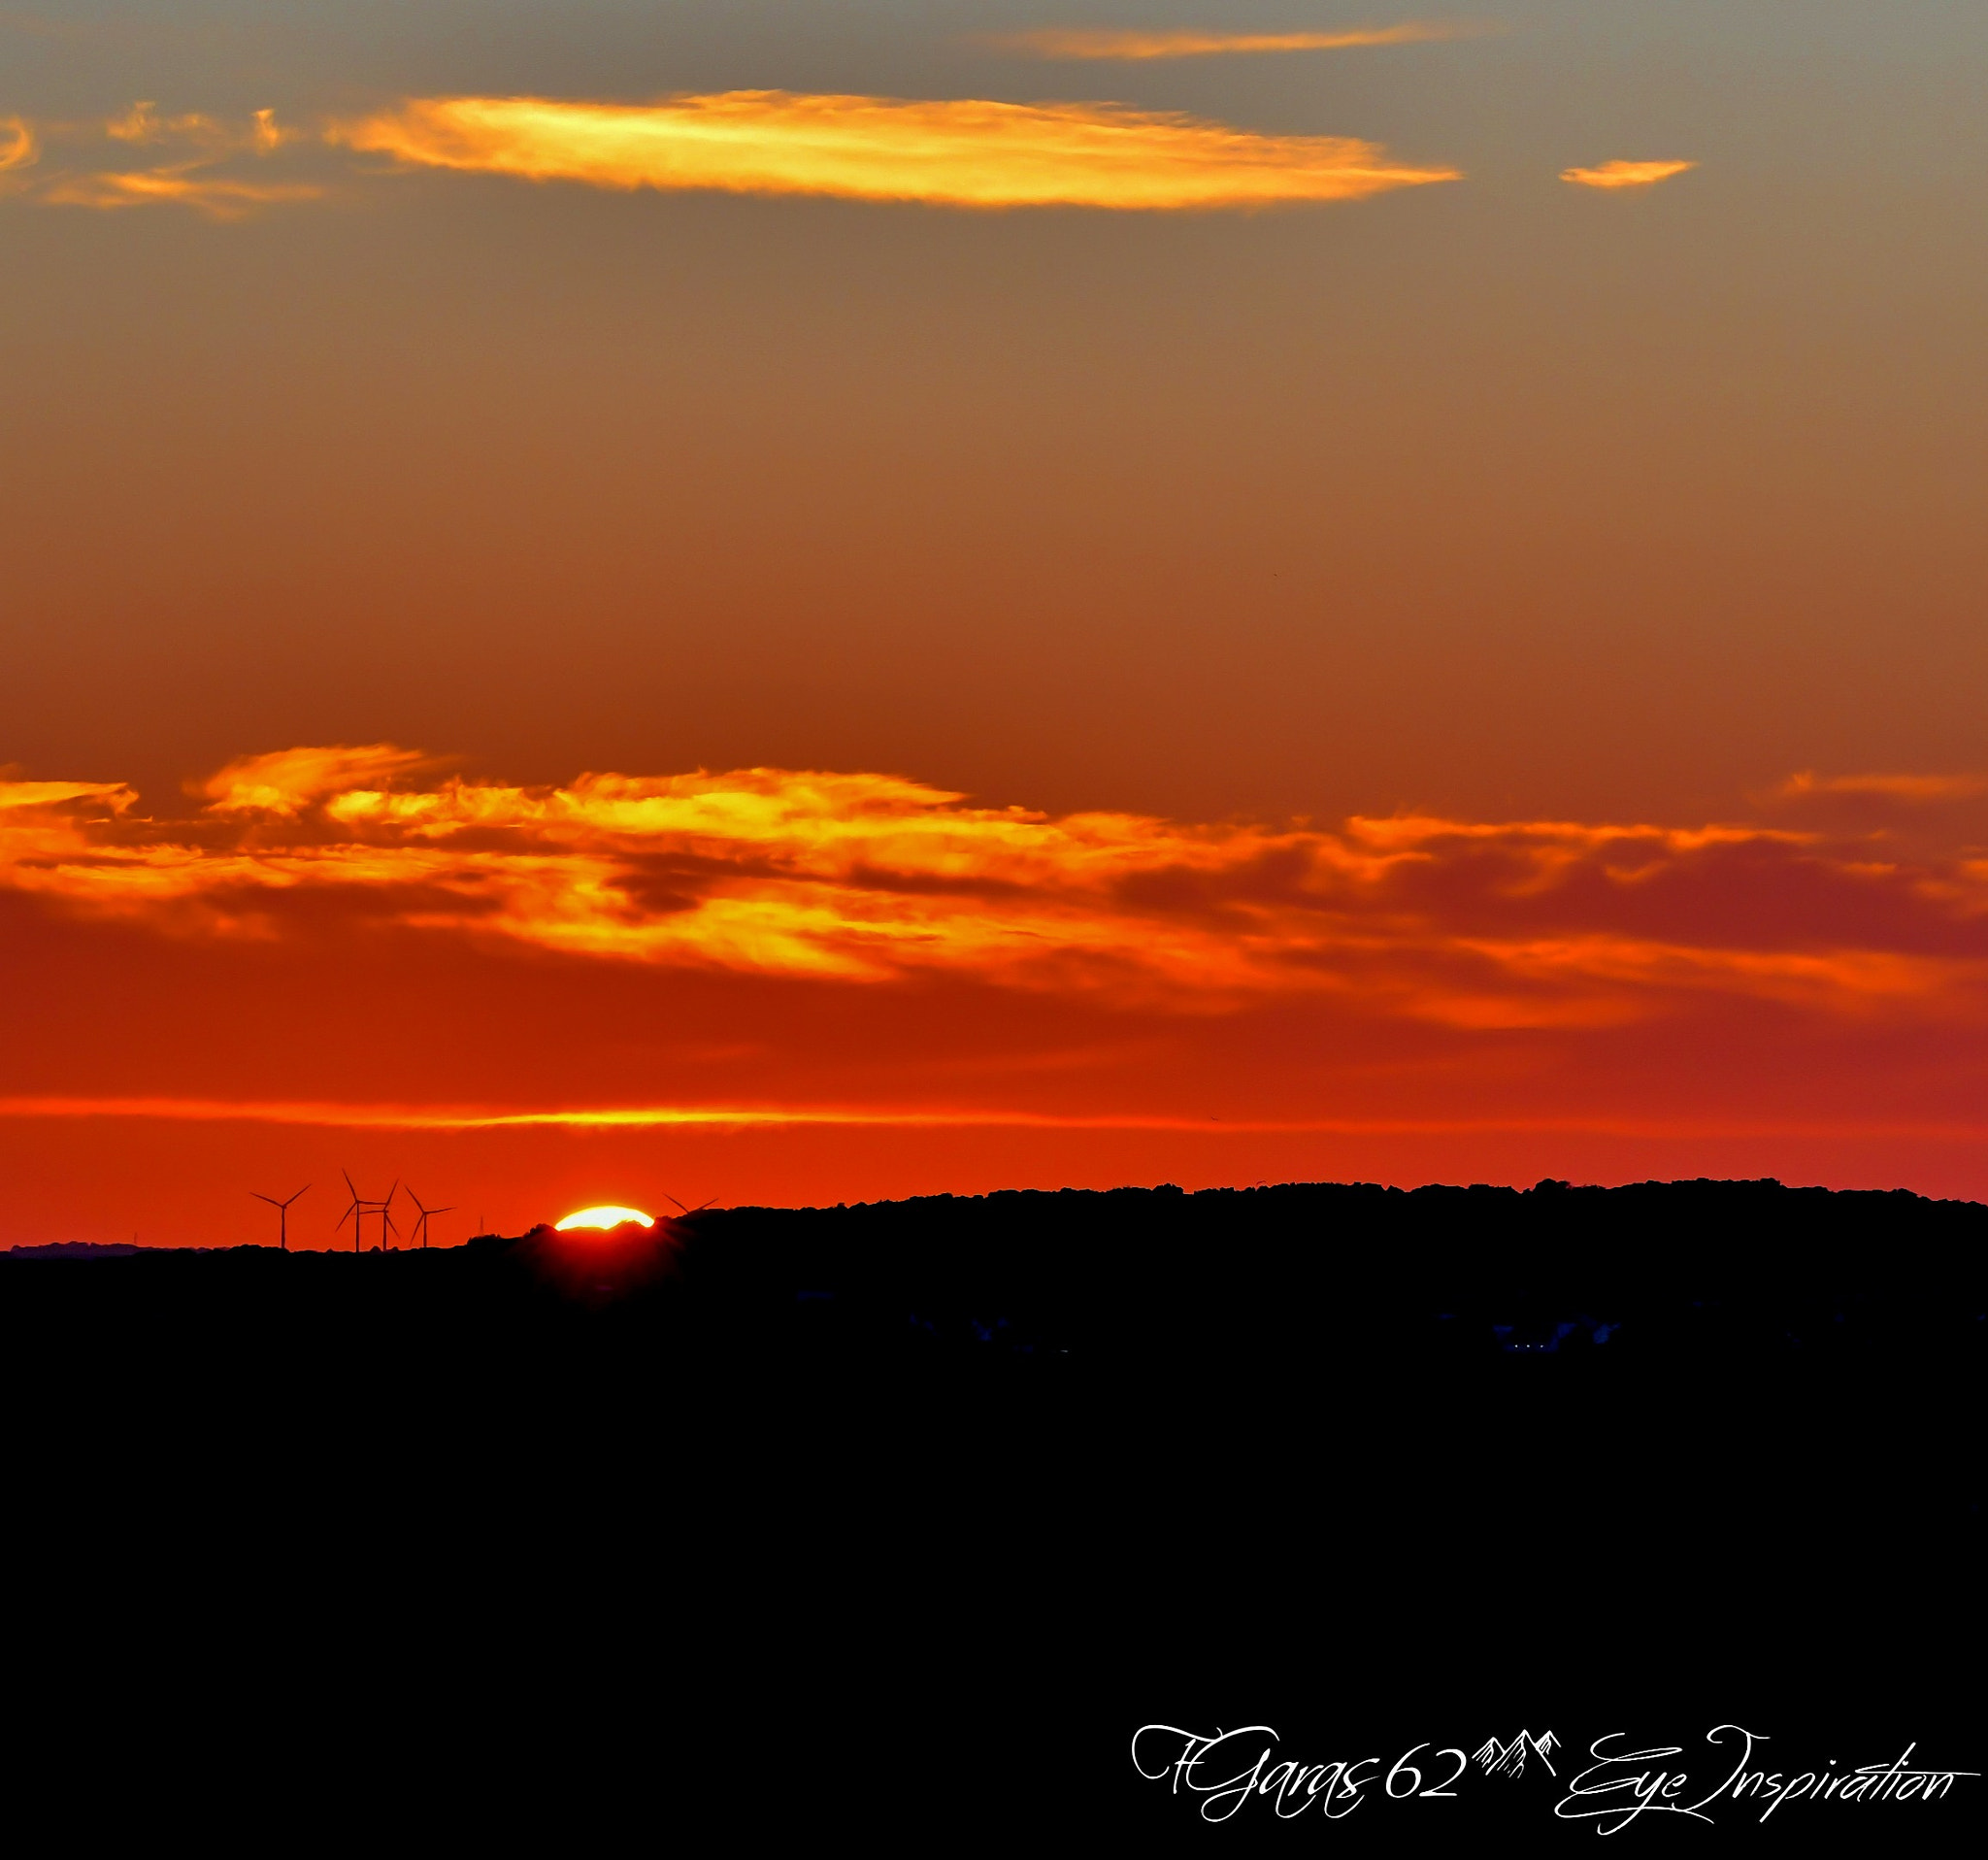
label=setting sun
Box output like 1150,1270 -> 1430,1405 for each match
554,1205 -> 655,1232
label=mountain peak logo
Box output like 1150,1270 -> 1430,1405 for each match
1475,1730 -> 1560,1778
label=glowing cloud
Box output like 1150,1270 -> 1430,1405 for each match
12,1097 -> 1977,1142
4,752 -> 1985,1034
109,101 -> 225,148
42,168 -> 323,217
107,101 -> 288,152
0,780 -> 133,814
991,23 -> 1476,59
200,745 -> 438,816
334,91 -> 1460,210
1561,158 -> 1696,190
24,102 -> 310,217
0,116 -> 35,172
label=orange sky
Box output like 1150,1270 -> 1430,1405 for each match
3,4 -> 1985,1240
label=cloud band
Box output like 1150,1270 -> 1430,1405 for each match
990,23 -> 1477,60
334,91 -> 1460,210
5,751 -> 1984,1034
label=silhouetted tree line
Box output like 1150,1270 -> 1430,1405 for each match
4,1176 -> 1980,1392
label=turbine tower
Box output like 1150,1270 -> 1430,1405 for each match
405,1190 -> 454,1250
250,1183 -> 310,1251
336,1172 -> 366,1253
338,1170 -> 395,1254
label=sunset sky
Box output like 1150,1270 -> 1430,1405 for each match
4,2 -> 1986,1244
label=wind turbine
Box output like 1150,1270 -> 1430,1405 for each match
405,1189 -> 453,1250
664,1195 -> 718,1216
337,1171 -> 367,1253
377,1180 -> 400,1251
338,1170 -> 394,1254
250,1183 -> 310,1251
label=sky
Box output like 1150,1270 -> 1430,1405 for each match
3,2 -> 1986,1244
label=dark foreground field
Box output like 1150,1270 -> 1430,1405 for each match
5,1179 -> 1981,1840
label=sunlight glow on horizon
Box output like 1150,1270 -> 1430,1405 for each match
554,1205 -> 656,1231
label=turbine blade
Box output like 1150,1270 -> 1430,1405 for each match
251,1193 -> 278,1207
664,1195 -> 689,1214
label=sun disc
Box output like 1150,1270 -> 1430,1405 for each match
555,1204 -> 656,1232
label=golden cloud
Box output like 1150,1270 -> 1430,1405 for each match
16,102 -> 308,217
0,116 -> 35,172
333,91 -> 1460,210
1561,158 -> 1696,190
990,23 -> 1477,59
200,745 -> 440,816
106,101 -> 288,153
109,101 -> 223,148
41,167 -> 323,217
0,780 -> 133,814
5,754 -> 1984,1033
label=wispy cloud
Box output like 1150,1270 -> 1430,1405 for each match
40,166 -> 322,217
5,755 -> 1984,1030
18,100 -> 315,216
0,115 -> 35,172
199,745 -> 441,815
0,778 -> 132,814
987,22 -> 1478,60
107,100 -> 288,153
1561,158 -> 1696,190
1776,770 -> 1988,805
333,91 -> 1460,210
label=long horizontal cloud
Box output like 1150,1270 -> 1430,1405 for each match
5,750 -> 1984,1031
989,24 -> 1473,59
333,92 -> 1459,210
40,167 -> 323,216
7,1096 -> 1979,1141
1777,770 -> 1987,804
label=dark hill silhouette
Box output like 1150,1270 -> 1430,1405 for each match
9,1178 -> 1979,1433
5,1179 -> 1978,1832
7,1240 -> 146,1258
